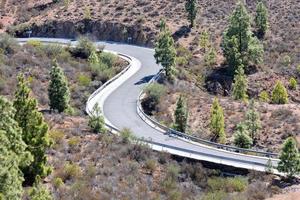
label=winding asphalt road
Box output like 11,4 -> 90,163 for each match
17,38 -> 279,172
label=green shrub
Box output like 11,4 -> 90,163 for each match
271,81 -> 288,104
296,65 -> 300,74
142,83 -> 166,113
70,37 -> 96,58
259,91 -> 269,103
0,33 -> 20,54
201,190 -> 228,200
282,55 -> 291,67
289,77 -> 297,90
99,52 -> 117,68
68,137 -> 80,148
204,48 -> 217,66
53,177 -> 64,188
120,128 -> 133,144
77,74 -> 91,87
41,44 -> 65,58
49,129 -> 64,145
26,40 -> 42,48
62,163 -> 81,181
207,176 -> 248,193
145,159 -> 157,173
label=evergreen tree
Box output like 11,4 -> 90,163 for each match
0,96 -> 32,199
154,25 -> 177,80
210,98 -> 226,143
271,81 -> 288,104
185,0 -> 197,28
174,95 -> 188,133
199,30 -> 210,52
88,103 -> 106,134
232,65 -> 248,100
204,47 -> 217,66
245,99 -> 261,140
159,18 -> 167,31
13,74 -> 52,183
48,61 -> 70,112
277,137 -> 300,177
255,1 -> 269,39
234,122 -> 253,149
221,2 -> 263,72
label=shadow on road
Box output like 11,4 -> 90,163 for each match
134,75 -> 155,85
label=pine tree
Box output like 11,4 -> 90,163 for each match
13,74 -> 52,183
154,25 -> 177,80
255,1 -> 268,39
159,19 -> 167,31
245,99 -> 261,140
221,2 -> 263,72
174,95 -> 188,133
210,98 -> 226,143
88,103 -> 106,134
185,0 -> 197,28
271,81 -> 288,104
234,122 -> 253,149
232,65 -> 248,100
48,61 -> 70,112
199,30 -> 210,52
0,96 -> 32,199
277,137 -> 300,177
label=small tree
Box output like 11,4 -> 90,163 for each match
244,99 -> 261,140
259,91 -> 270,103
0,96 -> 32,199
154,25 -> 177,80
48,61 -> 70,112
174,95 -> 188,133
185,0 -> 197,28
232,65 -> 248,100
277,137 -> 300,178
14,74 -> 52,183
210,98 -> 226,143
271,81 -> 288,104
199,30 -> 210,52
221,2 -> 264,72
88,103 -> 106,134
255,1 -> 269,38
289,77 -> 297,90
204,47 -> 217,66
234,123 -> 253,149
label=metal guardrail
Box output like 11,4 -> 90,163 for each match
137,71 -> 279,158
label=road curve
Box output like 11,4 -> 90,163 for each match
17,38 -> 279,172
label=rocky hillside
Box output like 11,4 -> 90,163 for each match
0,0 -> 299,69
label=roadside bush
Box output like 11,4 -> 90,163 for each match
99,52 -> 117,68
26,40 -> 42,48
0,33 -> 20,54
142,83 -> 166,114
120,128 -> 133,144
289,77 -> 297,90
41,44 -> 65,58
70,37 -> 96,58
